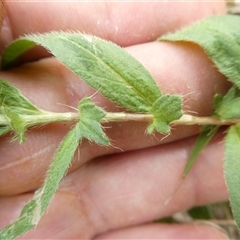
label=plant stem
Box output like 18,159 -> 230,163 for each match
0,111 -> 239,128
172,114 -> 239,126
103,113 -> 239,125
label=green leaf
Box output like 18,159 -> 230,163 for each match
0,125 -> 11,137
159,14 -> 240,89
214,86 -> 240,119
1,39 -> 36,69
147,94 -> 182,134
0,78 -> 41,115
188,205 -> 211,220
78,97 -> 110,145
224,124 -> 240,229
0,124 -> 82,238
2,32 -> 162,113
0,97 -> 109,238
183,125 -> 218,177
2,107 -> 26,143
0,79 -> 43,142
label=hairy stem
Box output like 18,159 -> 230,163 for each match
0,112 -> 239,128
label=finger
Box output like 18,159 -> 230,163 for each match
54,130 -> 228,237
0,0 -> 4,29
0,131 -> 228,238
0,40 -> 229,196
94,223 -> 228,239
1,2 -> 226,50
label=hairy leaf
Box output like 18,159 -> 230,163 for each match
214,86 -> 240,119
78,97 -> 110,145
147,94 -> 182,134
159,15 -> 240,89
0,79 -> 41,115
0,125 -> 10,137
0,124 -> 82,238
224,124 -> 240,229
2,107 -> 26,143
0,79 -> 43,141
2,32 -> 162,113
0,98 -> 109,238
183,125 -> 219,177
1,39 -> 36,68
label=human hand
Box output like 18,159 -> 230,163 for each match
0,2 -> 230,239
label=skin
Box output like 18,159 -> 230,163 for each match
0,1 -> 232,239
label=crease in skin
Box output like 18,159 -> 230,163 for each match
68,190 -> 103,239
58,173 -> 116,237
86,193 -> 111,236
0,143 -> 55,172
55,175 -> 106,236
100,191 -> 151,226
101,190 -> 143,207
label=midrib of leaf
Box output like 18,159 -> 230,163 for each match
46,34 -> 156,112
60,36 -> 153,106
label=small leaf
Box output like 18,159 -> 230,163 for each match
159,14 -> 240,89
214,86 -> 240,119
78,97 -> 110,145
2,107 -> 26,143
183,125 -> 219,177
147,94 -> 182,134
0,78 -> 41,115
224,124 -> 240,229
2,32 -> 162,113
0,79 -> 43,143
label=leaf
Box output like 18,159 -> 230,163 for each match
0,79 -> 43,142
183,125 -> 219,177
188,205 -> 211,220
2,107 -> 26,143
0,98 -> 109,238
0,78 -> 41,115
224,124 -> 240,229
0,125 -> 10,137
78,97 -> 110,145
2,32 -> 162,113
214,86 -> 240,119
0,124 -> 82,239
1,39 -> 36,68
147,94 -> 182,134
159,14 -> 240,90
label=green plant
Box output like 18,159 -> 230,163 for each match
0,14 -> 240,238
